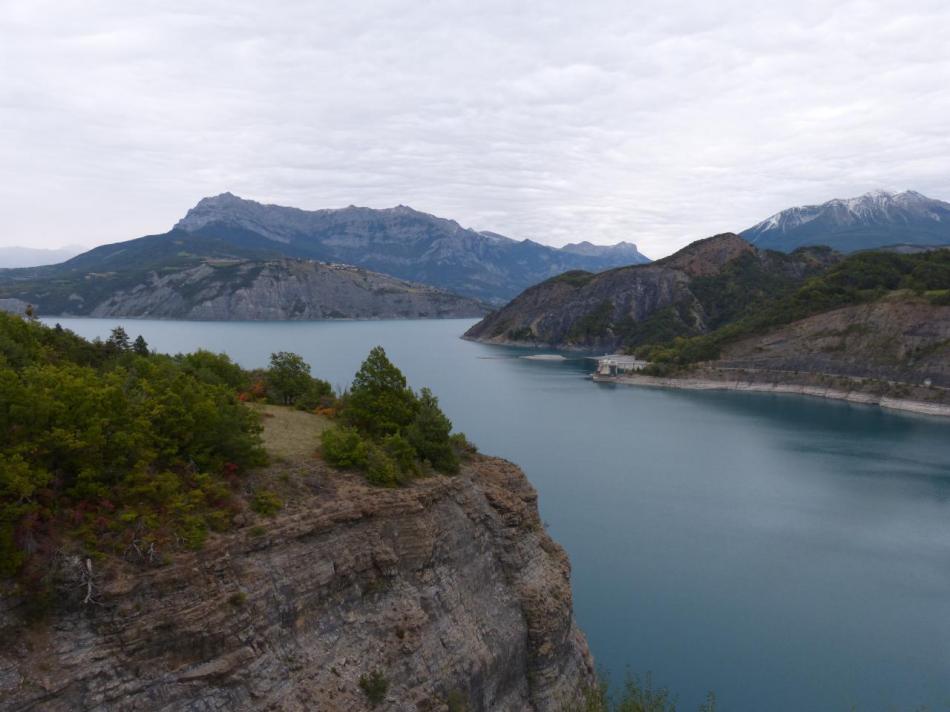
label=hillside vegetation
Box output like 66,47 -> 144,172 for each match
0,314 -> 467,613
464,234 -> 838,350
639,248 -> 950,370
0,315 -> 268,596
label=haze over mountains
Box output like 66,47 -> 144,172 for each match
743,190 -> 950,253
0,245 -> 85,268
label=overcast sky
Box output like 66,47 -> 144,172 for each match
2,1 -> 949,258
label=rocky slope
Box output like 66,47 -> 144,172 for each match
464,234 -> 837,351
713,295 -> 950,388
743,190 -> 950,253
0,258 -> 487,320
602,296 -> 950,414
171,193 -> 650,303
0,454 -> 594,711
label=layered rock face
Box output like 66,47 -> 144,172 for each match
464,233 -> 834,350
0,457 -> 594,711
716,297 -> 950,387
84,259 -> 487,320
172,193 -> 651,303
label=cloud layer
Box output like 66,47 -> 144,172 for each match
2,0 -> 949,257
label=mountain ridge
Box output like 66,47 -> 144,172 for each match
742,190 -> 950,253
463,233 -> 840,351
171,193 -> 652,302
0,255 -> 487,320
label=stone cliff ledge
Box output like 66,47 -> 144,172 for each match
0,456 -> 594,711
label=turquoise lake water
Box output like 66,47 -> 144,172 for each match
48,317 -> 950,711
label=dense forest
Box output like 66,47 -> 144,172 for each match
0,313 -> 466,607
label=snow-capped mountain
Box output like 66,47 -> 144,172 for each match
742,190 -> 950,253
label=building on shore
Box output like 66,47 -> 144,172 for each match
594,354 -> 649,376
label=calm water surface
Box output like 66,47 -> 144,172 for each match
49,318 -> 950,711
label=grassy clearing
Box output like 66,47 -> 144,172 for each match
248,403 -> 330,462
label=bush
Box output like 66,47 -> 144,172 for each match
449,432 -> 477,459
251,489 -> 282,517
364,444 -> 400,487
178,350 -> 248,390
320,426 -> 368,468
358,670 -> 389,706
406,388 -> 459,474
382,433 -> 419,481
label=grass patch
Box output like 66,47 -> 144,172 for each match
248,402 -> 330,461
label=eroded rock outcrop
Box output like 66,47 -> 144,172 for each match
0,457 -> 594,711
464,233 -> 837,350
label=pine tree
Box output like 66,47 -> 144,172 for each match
406,387 -> 459,474
133,335 -> 149,356
107,326 -> 131,351
344,346 -> 418,437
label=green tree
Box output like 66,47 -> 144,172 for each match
406,387 -> 459,474
133,334 -> 149,356
344,346 -> 418,437
107,326 -> 131,351
382,433 -> 419,480
267,351 -> 313,405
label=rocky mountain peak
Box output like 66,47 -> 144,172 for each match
658,232 -> 753,277
742,189 -> 950,253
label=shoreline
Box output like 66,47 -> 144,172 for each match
592,373 -> 950,418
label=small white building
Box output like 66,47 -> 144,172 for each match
595,354 -> 649,376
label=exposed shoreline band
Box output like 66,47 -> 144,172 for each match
592,373 -> 950,418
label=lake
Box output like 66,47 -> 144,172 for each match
47,317 -> 950,711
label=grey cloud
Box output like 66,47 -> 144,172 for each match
1,0 -> 949,258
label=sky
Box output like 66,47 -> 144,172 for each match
2,1 -> 949,259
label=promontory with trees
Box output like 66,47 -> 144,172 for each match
465,235 -> 950,409
0,312 -> 473,595
0,310 -> 607,710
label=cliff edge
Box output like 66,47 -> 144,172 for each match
0,454 -> 594,711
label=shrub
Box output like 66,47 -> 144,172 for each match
382,433 -> 419,480
449,432 -> 478,459
358,670 -> 389,706
406,388 -> 459,474
364,444 -> 400,487
251,489 -> 282,517
320,426 -> 368,468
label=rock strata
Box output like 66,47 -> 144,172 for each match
0,456 -> 594,711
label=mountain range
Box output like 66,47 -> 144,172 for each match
5,189 -> 950,321
742,190 -> 950,253
172,193 -> 651,302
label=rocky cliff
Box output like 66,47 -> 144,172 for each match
0,455 -> 594,711
464,234 -> 836,350
1,258 -> 487,320
172,193 -> 651,303
713,295 -> 950,388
